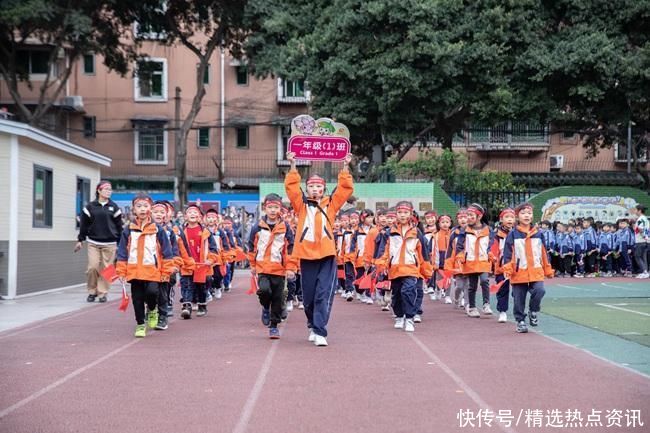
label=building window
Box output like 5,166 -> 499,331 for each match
135,126 -> 167,164
83,116 -> 96,138
83,54 -> 95,75
563,131 -> 575,139
135,58 -> 167,101
16,49 -> 50,75
236,127 -> 249,149
198,63 -> 210,85
33,165 -> 53,228
283,80 -> 305,98
76,177 -> 90,228
198,127 -> 210,148
236,65 -> 248,86
280,125 -> 290,157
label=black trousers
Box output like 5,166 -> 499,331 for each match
157,281 -> 170,316
131,280 -> 159,325
257,274 -> 286,327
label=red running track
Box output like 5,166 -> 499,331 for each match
1,274 -> 648,433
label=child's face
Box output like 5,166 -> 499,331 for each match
620,221 -> 628,229
377,214 -> 387,226
602,225 -> 609,233
568,226 -> 574,233
541,223 -> 549,230
386,215 -> 396,226
363,216 -> 374,226
502,214 -> 515,228
340,217 -> 349,229
265,203 -> 281,220
306,183 -> 324,200
205,213 -> 218,226
396,209 -> 411,225
334,220 -> 341,230
556,224 -> 565,233
152,206 -> 166,224
440,219 -> 451,230
518,208 -> 533,225
133,200 -> 151,221
350,215 -> 359,228
582,220 -> 590,229
575,226 -> 582,233
457,215 -> 467,227
425,215 -> 437,226
186,209 -> 201,224
466,212 -> 478,226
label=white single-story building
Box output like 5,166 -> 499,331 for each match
0,119 -> 111,299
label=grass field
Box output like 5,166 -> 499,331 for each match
543,296 -> 650,347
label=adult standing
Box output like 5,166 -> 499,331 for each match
75,180 -> 123,302
632,204 -> 649,279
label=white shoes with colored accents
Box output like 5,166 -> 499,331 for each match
314,335 -> 328,346
404,319 -> 415,332
498,312 -> 507,323
308,330 -> 316,342
394,317 -> 405,329
482,303 -> 493,315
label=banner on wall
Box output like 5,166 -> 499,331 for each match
541,196 -> 638,223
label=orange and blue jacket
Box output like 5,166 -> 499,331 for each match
247,217 -> 297,276
489,225 -> 511,275
454,224 -> 494,274
424,226 -> 439,270
444,226 -> 465,274
116,220 -> 175,282
436,228 -> 450,269
175,224 -> 219,276
334,228 -> 352,265
350,225 -> 372,268
363,226 -> 380,268
502,225 -> 554,284
376,223 -> 433,280
284,168 -> 354,260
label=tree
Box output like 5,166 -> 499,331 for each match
245,0 -> 546,159
138,0 -> 250,208
0,0 -> 144,127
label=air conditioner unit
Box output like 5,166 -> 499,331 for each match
550,154 -> 564,170
60,95 -> 84,111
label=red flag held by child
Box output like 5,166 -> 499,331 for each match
354,273 -> 373,290
219,264 -> 227,277
336,268 -> 345,280
490,279 -> 507,294
100,264 -> 118,283
437,269 -> 452,290
375,280 -> 391,290
247,274 -> 258,295
235,248 -> 247,262
118,280 -> 130,312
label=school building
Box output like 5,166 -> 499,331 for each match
0,119 -> 110,299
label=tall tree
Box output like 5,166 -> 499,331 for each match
0,0 -> 144,127
245,0 -> 546,159
137,0 -> 250,209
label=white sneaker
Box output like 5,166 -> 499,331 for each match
356,293 -> 362,301
636,272 -> 649,279
340,291 -> 347,298
298,302 -> 304,310
314,335 -> 328,346
286,301 -> 294,312
482,303 -> 493,315
460,298 -> 465,307
404,319 -> 415,332
430,292 -> 438,301
364,297 -> 374,305
206,293 -> 213,303
227,283 -> 232,290
498,312 -> 507,323
413,314 -> 422,323
215,288 -> 222,299
345,292 -> 354,301
467,307 -> 481,318
394,317 -> 405,329
308,330 -> 316,342
424,286 -> 433,294
381,305 -> 390,311
444,296 -> 452,304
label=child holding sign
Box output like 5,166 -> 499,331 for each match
284,151 -> 353,346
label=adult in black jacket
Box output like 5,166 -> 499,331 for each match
75,181 -> 123,302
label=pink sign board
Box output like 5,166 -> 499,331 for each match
288,135 -> 351,161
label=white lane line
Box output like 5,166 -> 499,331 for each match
0,302 -> 115,340
556,284 -> 598,292
409,334 -> 518,433
0,339 -> 139,419
231,341 -> 279,433
600,282 -> 647,292
596,303 -> 650,317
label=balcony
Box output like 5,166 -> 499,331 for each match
466,121 -> 550,151
277,79 -> 310,104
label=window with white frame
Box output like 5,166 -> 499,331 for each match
135,59 -> 167,101
135,125 -> 167,164
283,79 -> 305,98
14,49 -> 51,75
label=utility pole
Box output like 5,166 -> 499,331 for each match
174,87 -> 187,209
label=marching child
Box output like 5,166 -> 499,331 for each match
351,209 -> 375,304
247,194 -> 297,339
502,203 -> 554,333
598,223 -> 615,277
284,151 -> 353,347
116,194 -> 174,337
423,210 -> 439,298
445,209 -> 469,309
573,224 -> 586,278
436,215 -> 452,303
453,203 -> 494,318
376,201 -> 432,332
582,218 -> 599,277
615,218 -> 634,276
370,209 -> 392,311
177,204 -> 219,319
490,208 -> 515,323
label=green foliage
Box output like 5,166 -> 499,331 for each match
383,150 -> 525,192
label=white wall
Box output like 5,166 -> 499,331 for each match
0,133 -> 10,241
17,137 -> 101,241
